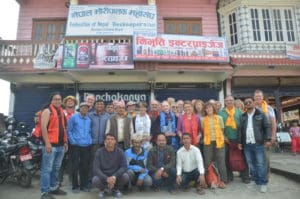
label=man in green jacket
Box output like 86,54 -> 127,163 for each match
219,95 -> 250,183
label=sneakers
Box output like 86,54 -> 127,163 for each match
113,190 -> 122,198
247,181 -> 256,188
98,191 -> 106,198
41,193 -> 55,199
49,188 -> 67,195
72,188 -> 80,194
196,185 -> 205,195
80,187 -> 90,192
260,185 -> 267,193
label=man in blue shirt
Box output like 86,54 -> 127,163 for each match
124,134 -> 152,191
67,102 -> 92,193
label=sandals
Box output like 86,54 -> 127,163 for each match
218,181 -> 226,189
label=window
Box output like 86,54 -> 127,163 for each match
284,9 -> 295,42
229,12 -> 238,46
164,19 -> 202,35
273,9 -> 284,41
251,9 -> 261,41
249,8 -> 296,42
262,9 -> 272,41
32,19 -> 66,43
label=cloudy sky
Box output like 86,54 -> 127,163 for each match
0,0 -> 19,115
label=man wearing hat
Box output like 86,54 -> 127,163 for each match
63,95 -> 77,121
67,102 -> 92,193
59,95 -> 77,186
126,101 -> 137,119
124,134 -> 152,191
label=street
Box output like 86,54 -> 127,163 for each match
0,172 -> 299,199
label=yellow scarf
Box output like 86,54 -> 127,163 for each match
203,115 -> 224,148
261,100 -> 268,115
225,107 -> 237,129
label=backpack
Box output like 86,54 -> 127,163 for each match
32,110 -> 43,139
229,143 -> 246,172
205,162 -> 220,188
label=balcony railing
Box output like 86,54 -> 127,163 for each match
0,37 -> 131,68
0,40 -> 59,66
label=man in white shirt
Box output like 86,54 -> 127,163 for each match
176,133 -> 206,195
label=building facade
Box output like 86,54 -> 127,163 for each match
218,0 -> 300,125
0,0 -> 232,127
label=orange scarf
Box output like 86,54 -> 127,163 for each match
225,107 -> 237,129
261,100 -> 268,115
183,113 -> 199,145
203,115 -> 224,148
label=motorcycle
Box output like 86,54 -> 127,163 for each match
0,117 -> 34,187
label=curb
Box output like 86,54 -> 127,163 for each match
271,168 -> 300,183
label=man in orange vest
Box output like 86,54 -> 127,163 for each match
40,92 -> 68,199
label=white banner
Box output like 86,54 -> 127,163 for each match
66,5 -> 157,36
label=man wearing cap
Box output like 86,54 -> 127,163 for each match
126,101 -> 137,119
124,134 -> 152,191
63,95 -> 77,121
67,102 -> 92,193
105,101 -> 134,150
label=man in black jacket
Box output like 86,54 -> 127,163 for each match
238,98 -> 271,193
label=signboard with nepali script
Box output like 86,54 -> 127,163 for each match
133,34 -> 229,63
56,43 -> 133,69
66,5 -> 157,36
286,45 -> 300,60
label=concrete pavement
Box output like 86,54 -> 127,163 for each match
0,150 -> 299,199
0,172 -> 299,199
270,151 -> 300,182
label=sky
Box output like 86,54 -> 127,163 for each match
0,0 -> 19,115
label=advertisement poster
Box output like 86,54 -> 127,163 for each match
60,43 -> 133,69
66,5 -> 157,36
133,34 -> 229,63
62,43 -> 77,68
286,45 -> 300,60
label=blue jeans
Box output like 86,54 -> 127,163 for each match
244,144 -> 267,185
152,168 -> 176,191
40,146 -> 65,194
181,169 -> 200,188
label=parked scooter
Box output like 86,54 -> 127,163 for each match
0,117 -> 34,187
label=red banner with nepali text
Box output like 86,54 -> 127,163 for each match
133,34 -> 229,63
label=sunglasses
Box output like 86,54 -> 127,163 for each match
244,100 -> 253,105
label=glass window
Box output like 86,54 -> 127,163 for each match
262,9 -> 272,41
164,19 -> 202,35
284,9 -> 295,42
273,9 -> 284,41
229,12 -> 238,46
32,19 -> 66,43
251,9 -> 261,41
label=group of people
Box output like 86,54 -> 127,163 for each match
38,89 -> 277,199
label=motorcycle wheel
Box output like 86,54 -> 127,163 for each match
17,170 -> 32,188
